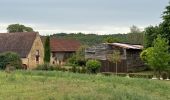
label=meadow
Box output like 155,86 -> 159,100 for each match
0,70 -> 169,100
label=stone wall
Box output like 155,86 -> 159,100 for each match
27,34 -> 44,69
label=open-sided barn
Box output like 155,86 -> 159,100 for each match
85,43 -> 144,73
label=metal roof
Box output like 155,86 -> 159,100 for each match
107,43 -> 143,49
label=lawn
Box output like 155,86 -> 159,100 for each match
0,70 -> 169,100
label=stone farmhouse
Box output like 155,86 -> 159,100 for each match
50,38 -> 81,65
0,32 -> 44,69
85,43 -> 144,73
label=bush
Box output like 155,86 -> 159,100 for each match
0,52 -> 22,70
86,60 -> 101,73
36,63 -> 55,71
72,65 -> 77,73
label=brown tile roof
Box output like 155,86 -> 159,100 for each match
0,32 -> 38,58
50,38 -> 81,52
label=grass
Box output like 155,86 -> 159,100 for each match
0,70 -> 169,100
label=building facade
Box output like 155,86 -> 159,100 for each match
0,32 -> 44,69
85,43 -> 144,73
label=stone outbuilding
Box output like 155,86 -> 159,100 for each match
0,32 -> 44,69
50,38 -> 81,65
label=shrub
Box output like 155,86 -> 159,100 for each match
71,64 -> 77,73
36,63 -> 55,71
86,60 -> 101,73
81,66 -> 87,73
0,52 -> 22,70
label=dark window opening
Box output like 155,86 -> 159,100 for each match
36,50 -> 40,63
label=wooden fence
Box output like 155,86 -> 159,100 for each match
100,60 -> 127,73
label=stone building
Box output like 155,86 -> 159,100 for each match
85,43 -> 144,73
0,32 -> 44,69
50,38 -> 81,65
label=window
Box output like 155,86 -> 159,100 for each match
35,50 -> 40,63
36,50 -> 39,56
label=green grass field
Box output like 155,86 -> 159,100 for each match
0,70 -> 169,100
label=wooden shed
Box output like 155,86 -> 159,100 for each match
85,43 -> 144,73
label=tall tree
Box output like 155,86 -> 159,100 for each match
144,2 -> 170,48
127,25 -> 144,45
159,2 -> 170,46
44,36 -> 51,63
144,26 -> 160,48
130,25 -> 141,33
7,24 -> 34,33
141,35 -> 170,77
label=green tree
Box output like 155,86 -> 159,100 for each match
144,2 -> 170,48
7,24 -> 34,33
103,37 -> 119,43
0,52 -> 22,69
44,36 -> 51,63
141,35 -> 170,77
107,50 -> 121,75
144,26 -> 160,48
159,2 -> 170,46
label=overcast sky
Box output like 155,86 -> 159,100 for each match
0,0 -> 169,35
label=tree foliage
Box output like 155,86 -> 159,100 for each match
51,31 -> 144,46
141,35 -> 170,76
7,24 -> 34,33
44,36 -> 51,63
86,60 -> 101,73
159,2 -> 170,46
67,45 -> 88,66
103,37 -> 119,43
0,52 -> 22,69
144,2 -> 170,48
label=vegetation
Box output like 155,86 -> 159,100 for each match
0,52 -> 22,70
107,50 -> 121,75
141,36 -> 170,77
0,70 -> 169,100
44,36 -> 51,63
67,45 -> 87,66
51,28 -> 144,46
144,2 -> 170,48
86,60 -> 101,73
7,24 -> 34,33
103,37 -> 119,43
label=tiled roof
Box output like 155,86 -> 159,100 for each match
0,32 -> 38,58
50,38 -> 81,52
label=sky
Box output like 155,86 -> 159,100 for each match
0,0 -> 169,35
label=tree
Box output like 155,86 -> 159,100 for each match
144,26 -> 160,48
107,50 -> 121,75
0,52 -> 22,69
144,2 -> 170,48
130,25 -> 141,33
44,36 -> 51,63
127,25 -> 144,45
141,35 -> 170,77
7,24 -> 34,33
75,45 -> 88,66
159,2 -> 170,46
103,37 -> 119,43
